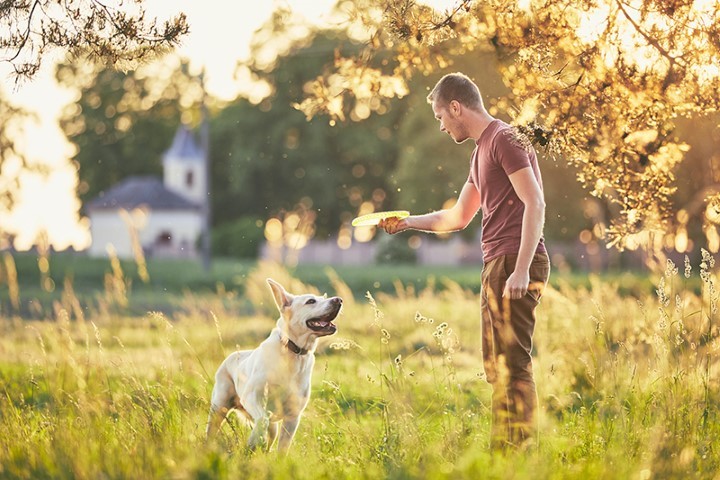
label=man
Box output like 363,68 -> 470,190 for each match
379,72 -> 550,450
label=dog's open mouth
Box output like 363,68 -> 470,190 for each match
306,307 -> 340,334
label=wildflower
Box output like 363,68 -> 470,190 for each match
92,321 -> 104,352
323,380 -> 341,394
590,315 -> 604,335
329,340 -> 356,350
700,268 -> 710,284
665,258 -> 678,277
657,307 -> 669,330
675,294 -> 683,318
380,329 -> 390,345
684,256 -> 692,278
432,322 -> 449,339
702,248 -> 716,269
366,291 -> 385,325
655,277 -> 670,308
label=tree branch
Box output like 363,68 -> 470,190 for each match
614,0 -> 686,68
7,0 -> 41,62
430,0 -> 472,31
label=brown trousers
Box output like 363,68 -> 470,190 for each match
481,252 -> 550,449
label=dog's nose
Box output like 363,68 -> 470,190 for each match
331,297 -> 342,305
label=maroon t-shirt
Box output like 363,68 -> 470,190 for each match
467,119 -> 546,262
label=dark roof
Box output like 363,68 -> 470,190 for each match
87,176 -> 200,211
162,124 -> 204,163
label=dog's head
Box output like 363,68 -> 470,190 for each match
267,278 -> 342,339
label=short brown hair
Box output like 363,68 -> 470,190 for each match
427,72 -> 483,110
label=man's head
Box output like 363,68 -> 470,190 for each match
427,73 -> 485,144
427,72 -> 484,111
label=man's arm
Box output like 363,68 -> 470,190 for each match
378,182 -> 481,234
502,166 -> 546,300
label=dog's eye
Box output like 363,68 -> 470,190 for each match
305,299 -> 316,305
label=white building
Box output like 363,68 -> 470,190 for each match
86,126 -> 206,258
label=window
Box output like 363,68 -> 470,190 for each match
185,170 -> 194,187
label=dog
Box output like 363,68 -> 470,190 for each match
206,278 -> 342,452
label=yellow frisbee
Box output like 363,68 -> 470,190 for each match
351,210 -> 410,227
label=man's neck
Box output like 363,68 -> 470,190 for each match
468,111 -> 497,142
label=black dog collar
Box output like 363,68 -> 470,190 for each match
279,333 -> 310,356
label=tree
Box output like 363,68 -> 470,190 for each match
1,1 -> 187,82
0,1 -> 187,247
210,15 -> 407,237
57,60 -> 203,203
296,0 -> 720,252
0,93 -> 32,223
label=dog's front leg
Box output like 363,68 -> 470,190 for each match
277,416 -> 300,453
244,388 -> 272,452
205,405 -> 230,441
248,412 -> 272,451
267,422 -> 279,448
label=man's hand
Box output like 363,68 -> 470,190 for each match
378,216 -> 409,234
503,269 -> 530,300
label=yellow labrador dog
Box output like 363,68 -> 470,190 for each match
206,278 -> 342,452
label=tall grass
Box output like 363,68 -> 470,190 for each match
0,254 -> 719,478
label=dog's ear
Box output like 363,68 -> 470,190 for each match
267,278 -> 293,311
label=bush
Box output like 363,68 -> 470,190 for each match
374,234 -> 417,264
211,217 -> 264,259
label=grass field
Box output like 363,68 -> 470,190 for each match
0,253 -> 719,479
0,252 -> 661,315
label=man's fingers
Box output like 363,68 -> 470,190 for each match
379,219 -> 394,234
503,285 -> 528,299
380,217 -> 402,234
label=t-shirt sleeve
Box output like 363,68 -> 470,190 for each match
494,128 -> 531,176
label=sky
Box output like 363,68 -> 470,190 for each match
0,0 -> 455,251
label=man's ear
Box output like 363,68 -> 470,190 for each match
267,278 -> 293,311
449,100 -> 462,117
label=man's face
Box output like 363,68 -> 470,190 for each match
432,100 -> 470,144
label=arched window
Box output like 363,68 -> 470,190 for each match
185,170 -> 194,187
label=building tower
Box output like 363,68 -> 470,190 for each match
162,125 -> 205,205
